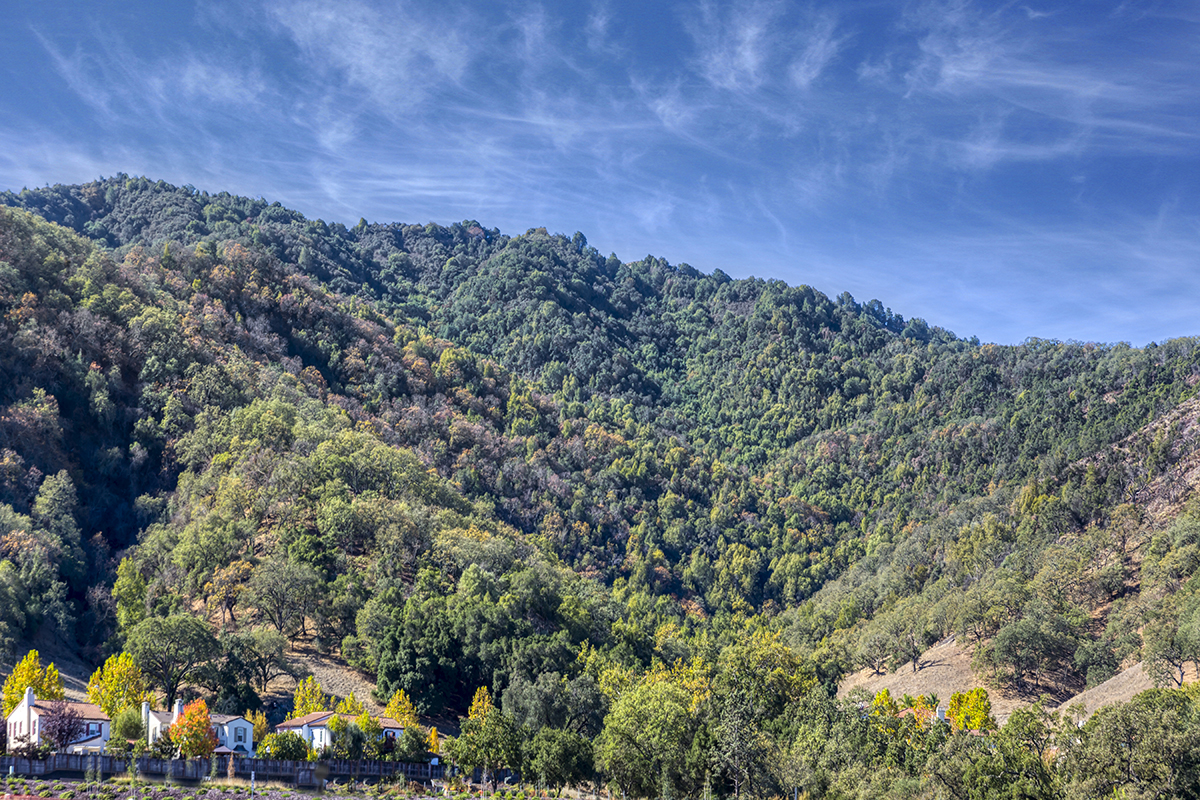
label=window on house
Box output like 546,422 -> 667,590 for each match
236,728 -> 245,742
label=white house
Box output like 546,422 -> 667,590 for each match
211,713 -> 255,755
275,712 -> 402,752
142,701 -> 255,756
377,716 -> 403,746
143,699 -> 183,747
5,688 -> 110,753
145,703 -> 173,746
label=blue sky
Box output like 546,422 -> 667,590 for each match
2,0 -> 1198,345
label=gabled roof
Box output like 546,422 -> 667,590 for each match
276,711 -> 336,729
210,714 -> 246,725
150,711 -> 173,724
277,711 -> 405,730
30,701 -> 109,722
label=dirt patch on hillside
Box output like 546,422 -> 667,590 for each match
280,641 -> 384,715
839,634 -> 1199,725
838,636 -> 1030,723
1053,661 -> 1199,719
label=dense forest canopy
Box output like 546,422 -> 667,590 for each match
4,175 -> 1200,797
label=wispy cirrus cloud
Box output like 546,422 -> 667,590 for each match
889,0 -> 1200,164
35,24 -> 269,127
175,59 -> 269,107
267,0 -> 473,113
945,114 -> 1086,171
788,12 -> 844,90
683,0 -> 782,93
584,3 -> 624,57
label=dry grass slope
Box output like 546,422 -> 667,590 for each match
838,636 -> 1198,725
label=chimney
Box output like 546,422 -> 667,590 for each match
143,701 -> 151,745
173,699 -> 184,724
25,688 -> 34,744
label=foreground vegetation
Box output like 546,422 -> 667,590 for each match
0,776 -> 443,800
2,177 -> 1200,796
4,680 -> 1200,800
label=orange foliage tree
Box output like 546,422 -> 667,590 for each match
171,699 -> 218,758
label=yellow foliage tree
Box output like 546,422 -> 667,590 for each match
288,676 -> 328,719
427,726 -> 439,755
947,688 -> 997,732
327,713 -> 348,739
334,691 -> 366,716
467,686 -> 494,721
663,657 -> 714,713
356,711 -> 385,758
868,688 -> 903,740
870,688 -> 900,717
247,709 -> 270,744
86,652 -> 156,719
383,689 -> 419,729
2,650 -> 64,716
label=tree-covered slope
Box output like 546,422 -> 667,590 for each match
7,177 -> 1194,526
4,176 -> 1200,724
9,178 -> 1200,797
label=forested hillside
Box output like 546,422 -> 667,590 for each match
4,176 -> 1200,798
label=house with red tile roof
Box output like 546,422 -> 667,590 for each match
5,688 -> 110,753
275,711 -> 403,752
